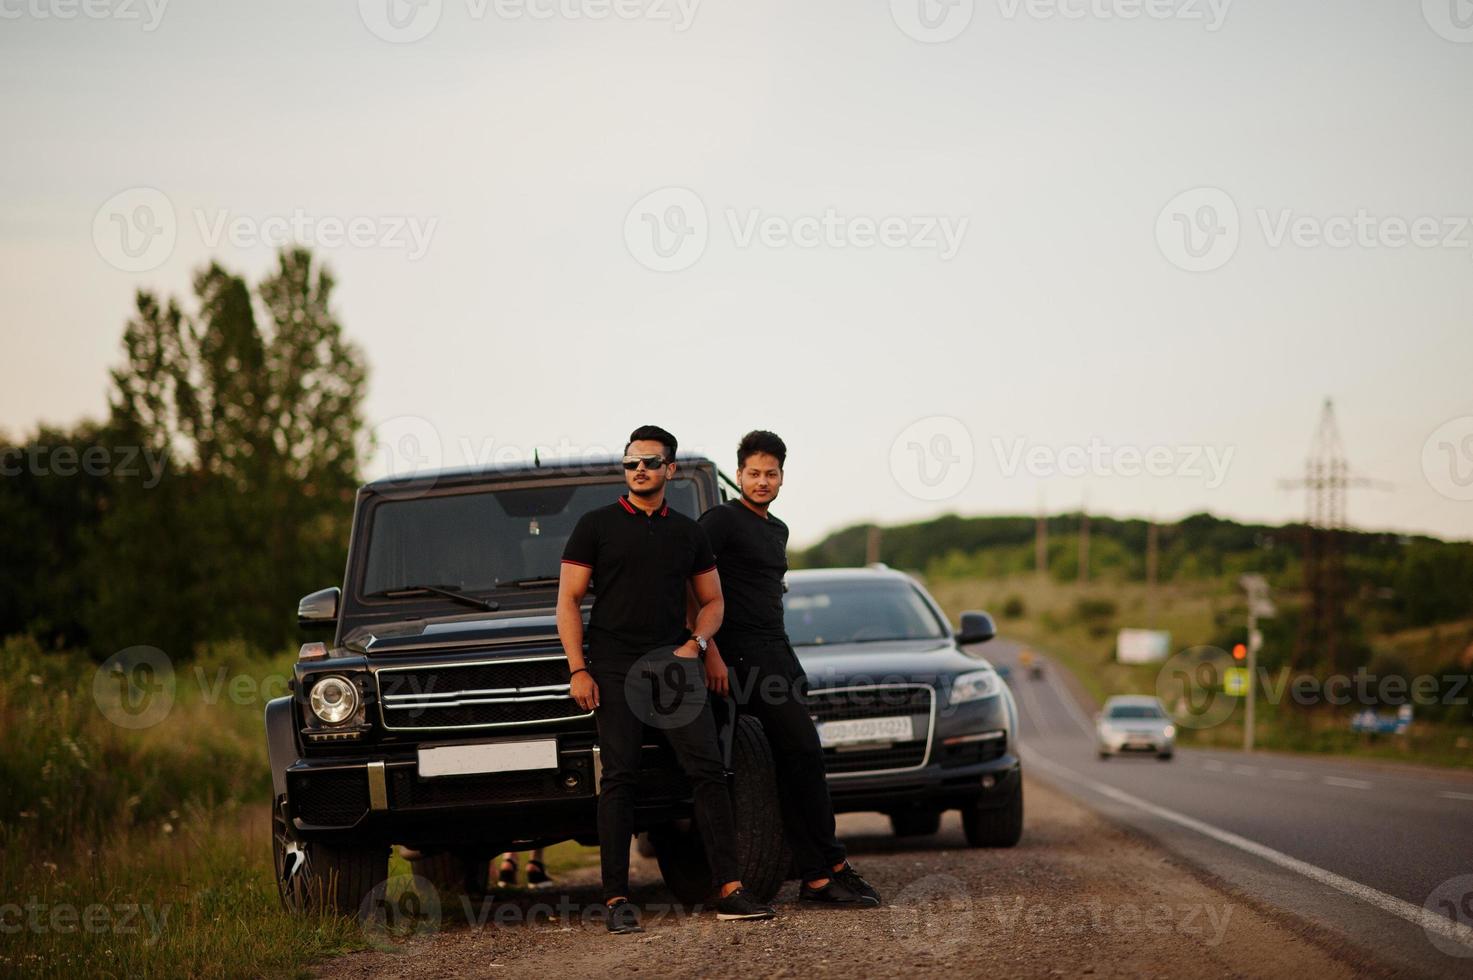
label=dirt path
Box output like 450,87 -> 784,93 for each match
316,778 -> 1391,979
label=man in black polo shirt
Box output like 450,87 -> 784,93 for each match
557,425 -> 775,934
700,430 -> 881,907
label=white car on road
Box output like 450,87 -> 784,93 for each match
1096,695 -> 1175,761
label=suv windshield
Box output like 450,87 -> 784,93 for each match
1106,704 -> 1165,720
784,580 -> 947,646
360,477 -> 701,597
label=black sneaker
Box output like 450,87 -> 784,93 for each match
714,888 -> 776,921
526,859 -> 551,888
496,859 -> 518,888
605,899 -> 644,934
833,863 -> 882,905
798,877 -> 875,906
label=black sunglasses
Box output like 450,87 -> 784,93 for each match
622,455 -> 669,471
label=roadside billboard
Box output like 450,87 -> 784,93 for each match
1116,628 -> 1171,664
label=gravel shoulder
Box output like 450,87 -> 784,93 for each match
315,777 -> 1393,979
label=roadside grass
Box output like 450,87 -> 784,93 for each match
0,636 -> 600,977
0,636 -> 374,977
0,802 -> 368,979
927,575 -> 1473,769
0,635 -> 295,845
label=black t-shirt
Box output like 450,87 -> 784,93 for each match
561,495 -> 716,658
699,499 -> 788,641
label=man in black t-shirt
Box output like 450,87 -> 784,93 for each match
557,425 -> 775,934
700,430 -> 882,907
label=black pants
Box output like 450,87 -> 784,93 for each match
721,634 -> 847,883
588,650 -> 740,902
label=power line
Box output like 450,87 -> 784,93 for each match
1278,399 -> 1391,668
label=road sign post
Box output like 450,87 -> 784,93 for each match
1239,575 -> 1276,753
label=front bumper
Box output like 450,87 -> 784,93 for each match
1099,731 -> 1174,754
825,749 -> 1021,812
282,734 -> 692,847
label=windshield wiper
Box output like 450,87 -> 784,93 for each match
367,584 -> 500,612
497,574 -> 561,589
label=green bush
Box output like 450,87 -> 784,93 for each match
0,636 -> 283,848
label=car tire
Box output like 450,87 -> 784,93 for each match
1098,750 -> 1110,760
652,715 -> 788,905
962,775 -> 1023,848
889,809 -> 942,837
1157,752 -> 1174,762
273,796 -> 387,917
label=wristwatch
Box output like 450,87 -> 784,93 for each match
692,634 -> 708,654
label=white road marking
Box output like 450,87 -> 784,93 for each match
1024,752 -> 1473,954
1323,776 -> 1373,790
1269,769 -> 1306,781
1437,791 -> 1473,801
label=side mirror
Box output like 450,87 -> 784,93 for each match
298,587 -> 341,629
956,610 -> 997,646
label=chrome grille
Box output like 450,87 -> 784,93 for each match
376,655 -> 591,731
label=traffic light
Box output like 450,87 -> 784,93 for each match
1232,642 -> 1247,661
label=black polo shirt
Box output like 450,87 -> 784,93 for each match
699,499 -> 789,641
562,494 -> 717,659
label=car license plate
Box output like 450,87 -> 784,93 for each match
418,739 -> 558,778
817,716 -> 914,747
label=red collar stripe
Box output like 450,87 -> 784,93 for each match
618,495 -> 669,517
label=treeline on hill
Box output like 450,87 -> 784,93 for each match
0,248 -> 367,661
796,512 -> 1473,643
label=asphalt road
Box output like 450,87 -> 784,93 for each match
986,637 -> 1473,977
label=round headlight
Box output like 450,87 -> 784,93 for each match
310,675 -> 359,724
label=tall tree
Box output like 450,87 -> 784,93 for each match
90,248 -> 368,658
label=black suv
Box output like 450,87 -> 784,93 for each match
783,568 -> 1023,846
266,455 -> 787,915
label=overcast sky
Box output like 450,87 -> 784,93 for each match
3,0 -> 1471,546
